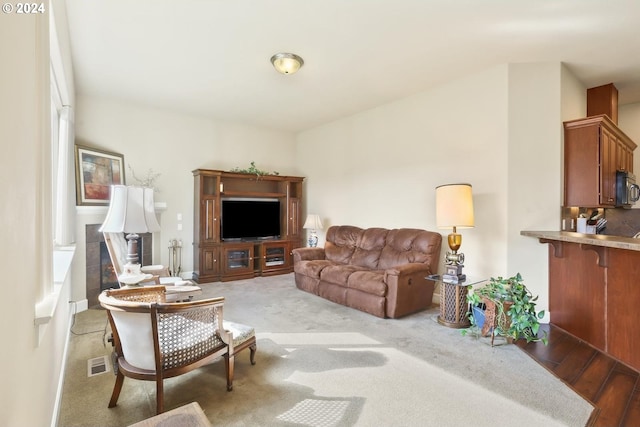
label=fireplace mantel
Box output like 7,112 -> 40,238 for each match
76,202 -> 167,216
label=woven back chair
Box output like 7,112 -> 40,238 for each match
99,286 -> 233,414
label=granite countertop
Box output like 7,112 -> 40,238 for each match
521,230 -> 640,252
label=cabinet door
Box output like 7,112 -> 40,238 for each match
617,139 -> 628,172
222,244 -> 255,276
202,198 -> 218,243
564,124 -> 600,207
288,197 -> 301,239
200,245 -> 219,277
618,141 -> 634,173
261,241 -> 290,273
600,126 -> 616,205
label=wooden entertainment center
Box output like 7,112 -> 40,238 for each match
192,169 -> 304,283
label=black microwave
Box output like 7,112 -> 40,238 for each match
616,171 -> 640,208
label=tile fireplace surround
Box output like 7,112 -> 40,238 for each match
85,224 -> 152,307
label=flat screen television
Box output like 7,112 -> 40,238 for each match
221,198 -> 281,241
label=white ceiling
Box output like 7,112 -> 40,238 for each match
65,0 -> 640,133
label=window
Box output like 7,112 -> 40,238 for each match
36,4 -> 75,330
51,79 -> 61,243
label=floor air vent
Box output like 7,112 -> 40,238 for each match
87,355 -> 110,377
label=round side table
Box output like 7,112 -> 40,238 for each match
427,275 -> 486,328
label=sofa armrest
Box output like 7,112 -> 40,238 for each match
384,263 -> 435,318
384,263 -> 431,278
292,247 -> 326,263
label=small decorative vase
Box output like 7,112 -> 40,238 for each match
308,232 -> 318,247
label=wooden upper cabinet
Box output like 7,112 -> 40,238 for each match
564,121 -> 602,207
600,126 -> 616,205
564,115 -> 636,208
193,171 -> 220,244
616,138 -> 634,173
587,83 -> 618,125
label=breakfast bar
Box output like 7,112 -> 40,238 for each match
522,230 -> 640,371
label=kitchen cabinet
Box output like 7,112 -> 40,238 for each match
617,138 -> 633,172
587,83 -> 618,125
563,115 -> 636,207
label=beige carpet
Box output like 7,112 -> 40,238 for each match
58,274 -> 594,426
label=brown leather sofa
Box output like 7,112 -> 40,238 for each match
292,225 -> 442,318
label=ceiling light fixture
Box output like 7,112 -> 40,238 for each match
270,52 -> 304,75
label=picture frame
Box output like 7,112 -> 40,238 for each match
75,144 -> 125,205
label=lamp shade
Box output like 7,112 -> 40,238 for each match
100,185 -> 161,233
435,183 -> 474,229
303,214 -> 323,230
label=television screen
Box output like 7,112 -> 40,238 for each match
221,199 -> 281,241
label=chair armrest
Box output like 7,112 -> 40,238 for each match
139,275 -> 161,285
292,247 -> 326,263
142,265 -> 170,276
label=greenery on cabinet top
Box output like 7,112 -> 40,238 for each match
229,161 -> 280,177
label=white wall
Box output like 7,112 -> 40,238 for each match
73,96 -> 298,300
297,63 -> 586,312
620,102 -> 640,174
506,63 -> 564,314
297,65 -> 510,280
0,4 -> 75,426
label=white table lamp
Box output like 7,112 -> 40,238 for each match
100,185 -> 161,265
303,214 -> 323,247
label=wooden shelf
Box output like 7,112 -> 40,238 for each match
221,191 -> 286,198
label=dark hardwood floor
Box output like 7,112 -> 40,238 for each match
516,324 -> 640,427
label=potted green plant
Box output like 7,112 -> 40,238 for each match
463,273 -> 548,345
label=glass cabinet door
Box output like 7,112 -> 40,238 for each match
261,242 -> 290,272
222,244 -> 254,275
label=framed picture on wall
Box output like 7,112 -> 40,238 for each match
75,145 -> 125,205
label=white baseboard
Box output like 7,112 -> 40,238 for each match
52,299 -> 79,427
180,271 -> 194,280
71,299 -> 88,313
541,310 -> 551,324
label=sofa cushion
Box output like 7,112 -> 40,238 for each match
294,259 -> 334,279
350,228 -> 388,269
378,228 -> 440,270
346,289 -> 386,317
318,282 -> 347,305
325,226 -> 362,264
320,264 -> 367,287
347,270 -> 387,297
